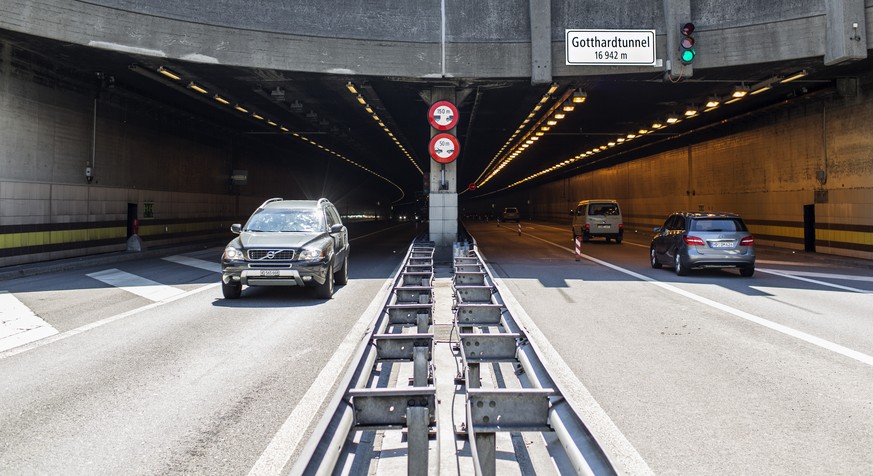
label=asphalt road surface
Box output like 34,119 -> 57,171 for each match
1,218 -> 871,475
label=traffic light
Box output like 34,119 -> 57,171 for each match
680,22 -> 696,65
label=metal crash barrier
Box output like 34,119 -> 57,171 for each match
293,238 -> 616,475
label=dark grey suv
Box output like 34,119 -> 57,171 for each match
650,212 -> 755,277
220,198 -> 350,299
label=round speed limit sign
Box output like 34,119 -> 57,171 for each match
427,101 -> 459,131
429,133 -> 460,164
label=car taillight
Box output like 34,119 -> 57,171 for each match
740,236 -> 755,246
619,223 -> 623,229
683,235 -> 705,246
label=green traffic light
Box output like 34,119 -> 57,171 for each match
681,49 -> 696,64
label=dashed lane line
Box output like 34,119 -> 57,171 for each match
162,255 -> 221,273
87,268 -> 187,302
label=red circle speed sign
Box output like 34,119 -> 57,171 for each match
429,133 -> 460,163
427,101 -> 459,131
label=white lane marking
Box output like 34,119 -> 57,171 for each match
519,230 -> 873,368
0,283 -> 220,360
162,255 -> 221,273
246,276 -> 397,476
0,292 -> 60,353
87,268 -> 186,302
757,268 -> 873,294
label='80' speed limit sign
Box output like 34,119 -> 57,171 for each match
429,133 -> 460,164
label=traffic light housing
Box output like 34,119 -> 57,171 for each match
680,22 -> 696,65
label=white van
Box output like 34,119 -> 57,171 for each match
571,200 -> 623,243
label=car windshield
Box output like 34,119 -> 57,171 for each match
589,203 -> 619,216
244,209 -> 323,232
690,218 -> 745,232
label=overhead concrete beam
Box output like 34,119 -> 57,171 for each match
529,0 -> 552,84
824,0 -> 867,65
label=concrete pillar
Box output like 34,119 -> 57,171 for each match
427,87 -> 458,260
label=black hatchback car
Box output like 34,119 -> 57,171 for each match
650,212 -> 755,277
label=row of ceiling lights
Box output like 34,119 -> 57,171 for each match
152,66 -> 404,198
476,84 -> 586,188
506,70 -> 809,189
344,81 -> 422,175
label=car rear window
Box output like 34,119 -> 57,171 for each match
589,203 -> 619,216
690,218 -> 746,232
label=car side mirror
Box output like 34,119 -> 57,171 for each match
231,224 -> 242,234
653,226 -> 662,233
330,223 -> 344,234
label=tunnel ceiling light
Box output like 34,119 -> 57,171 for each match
234,104 -> 249,113
705,96 -> 720,108
213,94 -> 230,105
547,119 -> 558,126
666,114 -> 680,124
345,81 -> 358,94
157,66 -> 181,81
561,101 -> 575,112
651,121 -> 664,129
731,84 -> 750,98
780,69 -> 807,83
572,90 -> 587,103
684,105 -> 698,117
553,112 -> 566,120
252,112 -> 264,120
547,83 -> 559,95
187,82 -> 208,94
356,95 -> 366,105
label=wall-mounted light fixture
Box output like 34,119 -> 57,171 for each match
157,66 -> 181,81
731,84 -> 750,98
572,90 -> 587,103
705,96 -> 721,108
213,94 -> 230,105
346,82 -> 358,94
780,69 -> 808,83
684,105 -> 699,117
187,82 -> 208,94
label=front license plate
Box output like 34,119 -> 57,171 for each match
259,270 -> 281,277
709,241 -> 734,248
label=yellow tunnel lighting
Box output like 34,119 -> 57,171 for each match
705,96 -> 721,108
547,120 -> 558,126
234,104 -> 249,113
252,113 -> 264,120
780,69 -> 807,83
553,112 -> 566,120
356,95 -> 366,105
157,66 -> 181,81
561,101 -> 575,112
213,95 -> 230,105
187,82 -> 208,94
572,90 -> 587,103
731,84 -> 749,98
666,114 -> 680,124
547,83 -> 559,95
345,81 -> 358,94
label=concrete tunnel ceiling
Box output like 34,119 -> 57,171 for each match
2,11 -> 872,207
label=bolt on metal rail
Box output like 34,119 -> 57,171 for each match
293,238 -> 617,475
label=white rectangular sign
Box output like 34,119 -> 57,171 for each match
566,29 -> 657,66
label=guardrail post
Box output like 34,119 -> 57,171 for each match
413,345 -> 429,387
407,405 -> 430,476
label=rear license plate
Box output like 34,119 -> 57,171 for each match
597,224 -> 611,228
259,270 -> 281,277
709,241 -> 734,248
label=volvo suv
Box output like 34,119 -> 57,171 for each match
650,211 -> 755,277
220,198 -> 350,299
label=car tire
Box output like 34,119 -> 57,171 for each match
739,265 -> 755,277
650,247 -> 662,269
334,256 -> 349,285
222,281 -> 241,299
674,253 -> 688,276
314,264 -> 334,299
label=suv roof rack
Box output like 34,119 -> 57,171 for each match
258,197 -> 284,209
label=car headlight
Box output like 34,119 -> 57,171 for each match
298,247 -> 325,261
224,246 -> 244,260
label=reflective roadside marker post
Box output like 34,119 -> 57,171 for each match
575,236 -> 581,261
517,222 -> 521,236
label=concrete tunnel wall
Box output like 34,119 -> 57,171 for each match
0,54 -> 384,267
465,83 -> 873,260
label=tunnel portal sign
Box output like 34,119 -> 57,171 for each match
565,29 -> 656,66
427,100 -> 459,131
429,133 -> 460,163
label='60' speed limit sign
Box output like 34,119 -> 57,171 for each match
429,133 -> 460,164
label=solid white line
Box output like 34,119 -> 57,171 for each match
247,276 -> 397,476
87,268 -> 186,301
162,255 -> 221,273
0,283 -> 219,360
520,230 -> 873,368
757,268 -> 873,293
0,292 -> 59,353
